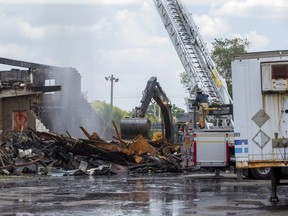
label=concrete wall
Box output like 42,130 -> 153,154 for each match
0,95 -> 36,135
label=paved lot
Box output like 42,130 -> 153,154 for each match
0,172 -> 288,215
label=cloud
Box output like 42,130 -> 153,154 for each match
0,0 -> 285,111
233,31 -> 269,51
82,44 -> 186,110
210,0 -> 288,18
185,0 -> 228,6
0,43 -> 24,56
16,20 -> 47,39
0,0 -> 143,5
193,15 -> 229,38
113,9 -> 169,48
0,43 -> 32,66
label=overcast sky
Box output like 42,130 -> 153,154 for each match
0,0 -> 287,111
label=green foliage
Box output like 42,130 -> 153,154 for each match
179,71 -> 191,92
145,103 -> 185,122
90,101 -> 184,129
211,38 -> 251,95
145,103 -> 160,122
171,104 -> 185,118
178,37 -> 251,97
90,100 -> 130,128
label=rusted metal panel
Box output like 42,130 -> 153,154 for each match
129,135 -> 156,154
236,161 -> 288,169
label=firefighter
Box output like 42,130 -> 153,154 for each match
193,88 -> 209,129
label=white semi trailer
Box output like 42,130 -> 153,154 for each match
232,50 -> 288,201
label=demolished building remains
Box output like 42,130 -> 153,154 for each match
0,57 -> 114,140
0,57 -> 183,176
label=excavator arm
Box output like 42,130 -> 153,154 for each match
120,77 -> 174,142
133,77 -> 158,118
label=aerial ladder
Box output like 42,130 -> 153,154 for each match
152,0 -> 232,109
153,0 -> 235,170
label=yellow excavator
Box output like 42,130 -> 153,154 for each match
120,77 -> 174,143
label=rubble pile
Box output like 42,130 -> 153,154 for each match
0,127 -> 182,176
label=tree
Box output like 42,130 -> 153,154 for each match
145,103 -> 185,122
179,71 -> 191,92
90,100 -> 130,129
171,104 -> 185,118
91,100 -> 184,132
211,38 -> 251,95
179,38 -> 251,97
145,103 -> 161,122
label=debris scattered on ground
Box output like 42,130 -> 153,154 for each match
0,127 -> 182,176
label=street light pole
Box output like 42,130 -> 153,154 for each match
105,74 -> 119,117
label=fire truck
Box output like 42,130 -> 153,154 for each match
152,0 -> 234,173
152,0 -> 288,182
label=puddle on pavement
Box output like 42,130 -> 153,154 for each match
0,174 -> 288,215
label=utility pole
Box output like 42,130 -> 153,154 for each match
105,74 -> 119,123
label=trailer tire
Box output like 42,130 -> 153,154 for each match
249,168 -> 271,180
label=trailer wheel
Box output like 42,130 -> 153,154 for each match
249,168 -> 271,180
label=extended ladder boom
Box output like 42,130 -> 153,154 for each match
153,0 -> 232,105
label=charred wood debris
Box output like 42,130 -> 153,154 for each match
0,125 -> 183,177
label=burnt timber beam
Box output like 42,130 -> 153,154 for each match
0,57 -> 70,70
29,85 -> 62,92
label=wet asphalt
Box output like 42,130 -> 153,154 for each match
0,172 -> 288,216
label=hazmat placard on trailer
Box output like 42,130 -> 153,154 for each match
235,140 -> 249,161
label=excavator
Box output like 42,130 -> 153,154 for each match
120,77 -> 174,143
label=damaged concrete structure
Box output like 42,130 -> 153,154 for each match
0,57 -> 114,140
0,58 -> 183,176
